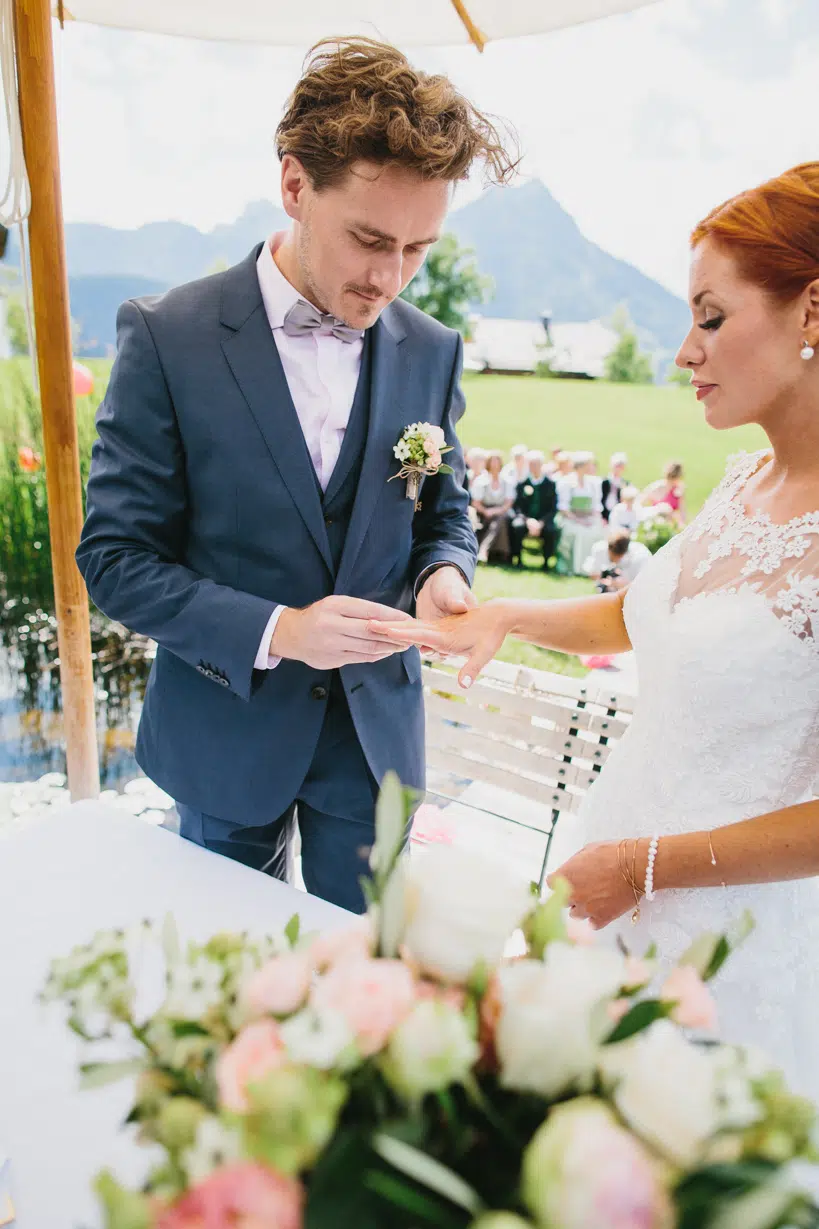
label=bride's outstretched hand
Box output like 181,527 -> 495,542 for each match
368,601 -> 509,689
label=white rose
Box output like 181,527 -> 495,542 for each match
600,1020 -> 720,1166
401,847 -> 533,984
279,1005 -> 357,1071
382,999 -> 479,1100
496,945 -> 626,1099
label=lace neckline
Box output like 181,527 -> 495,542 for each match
685,449 -> 819,589
726,450 -> 819,531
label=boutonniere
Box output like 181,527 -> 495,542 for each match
389,422 -> 454,511
523,484 -> 534,496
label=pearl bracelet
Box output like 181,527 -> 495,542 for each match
644,835 -> 659,902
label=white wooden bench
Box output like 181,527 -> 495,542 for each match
420,657 -> 634,889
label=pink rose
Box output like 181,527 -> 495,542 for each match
426,425 -> 446,448
243,953 -> 312,1019
427,449 -> 443,469
423,436 -> 437,455
566,916 -> 596,947
308,917 -> 374,972
157,1162 -> 303,1229
623,956 -> 653,988
416,979 -> 467,1012
523,1099 -> 674,1229
311,958 -> 416,1056
606,998 -> 631,1026
661,965 -> 718,1033
216,1020 -> 287,1113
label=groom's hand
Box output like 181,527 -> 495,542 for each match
271,596 -> 414,670
416,566 -> 477,623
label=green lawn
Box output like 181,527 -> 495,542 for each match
471,557 -> 593,677
1,361 -> 769,682
460,374 -> 767,516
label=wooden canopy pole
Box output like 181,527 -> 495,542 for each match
13,0 -> 100,800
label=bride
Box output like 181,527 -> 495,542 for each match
372,161 -> 819,1100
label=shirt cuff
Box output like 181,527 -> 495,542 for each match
414,562 -> 469,601
254,605 -> 287,670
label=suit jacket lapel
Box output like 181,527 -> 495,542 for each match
335,308 -> 409,592
220,248 -> 333,576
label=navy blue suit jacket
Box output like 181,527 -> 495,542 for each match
76,245 -> 477,820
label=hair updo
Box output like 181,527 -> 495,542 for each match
691,162 -> 819,303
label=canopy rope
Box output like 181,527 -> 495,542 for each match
0,0 -> 37,382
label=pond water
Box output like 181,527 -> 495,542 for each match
0,605 -> 152,787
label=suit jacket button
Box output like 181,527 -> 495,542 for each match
310,684 -> 328,701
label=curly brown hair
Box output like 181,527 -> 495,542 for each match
275,37 -> 518,190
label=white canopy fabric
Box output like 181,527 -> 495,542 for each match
54,0 -> 660,46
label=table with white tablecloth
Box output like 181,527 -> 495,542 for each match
0,803 -> 350,1229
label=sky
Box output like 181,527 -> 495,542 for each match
48,0 -> 817,300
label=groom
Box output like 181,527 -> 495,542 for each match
76,37 -> 515,912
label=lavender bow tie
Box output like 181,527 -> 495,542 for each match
282,298 -> 363,344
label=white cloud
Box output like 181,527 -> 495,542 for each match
51,0 -> 818,298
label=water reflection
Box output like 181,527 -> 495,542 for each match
0,600 -> 153,786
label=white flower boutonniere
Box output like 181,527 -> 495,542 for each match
389,422 -> 454,511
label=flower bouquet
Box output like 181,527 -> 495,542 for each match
45,775 -> 819,1229
636,507 -> 678,554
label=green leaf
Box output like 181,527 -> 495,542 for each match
364,1171 -> 465,1228
378,859 -> 409,960
94,1171 -> 153,1229
705,1183 -> 798,1229
80,1059 -> 146,1090
523,878 -> 570,958
436,464 -> 455,475
604,999 -> 673,1045
370,771 -> 407,887
703,936 -> 731,983
284,912 -> 301,949
372,1132 -> 484,1216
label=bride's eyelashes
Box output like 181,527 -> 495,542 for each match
699,316 -> 724,331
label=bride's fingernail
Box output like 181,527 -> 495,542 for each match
461,675 -> 473,689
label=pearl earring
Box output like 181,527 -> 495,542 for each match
801,340 -> 815,361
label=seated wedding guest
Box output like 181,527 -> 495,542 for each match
609,484 -> 641,532
642,460 -> 687,527
501,443 -> 530,488
471,450 -> 515,564
464,446 -> 488,492
556,451 -> 604,574
510,450 -> 560,570
550,450 -> 574,482
583,528 -> 651,592
601,452 -> 628,522
545,445 -> 565,477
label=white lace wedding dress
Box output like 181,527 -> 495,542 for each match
576,450 -> 819,1101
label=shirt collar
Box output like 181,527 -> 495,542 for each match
256,231 -> 320,331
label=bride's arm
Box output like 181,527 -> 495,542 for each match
493,590 -> 632,656
551,799 -> 819,929
650,799 -> 819,891
371,590 -> 632,688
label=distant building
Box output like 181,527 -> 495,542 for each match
464,314 -> 619,379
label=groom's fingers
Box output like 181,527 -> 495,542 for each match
367,620 -> 444,645
331,597 -> 414,622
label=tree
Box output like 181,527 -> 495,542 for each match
666,363 -> 692,387
6,294 -> 30,355
400,233 -> 492,335
604,308 -> 654,384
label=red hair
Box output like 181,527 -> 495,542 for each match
691,161 -> 819,302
